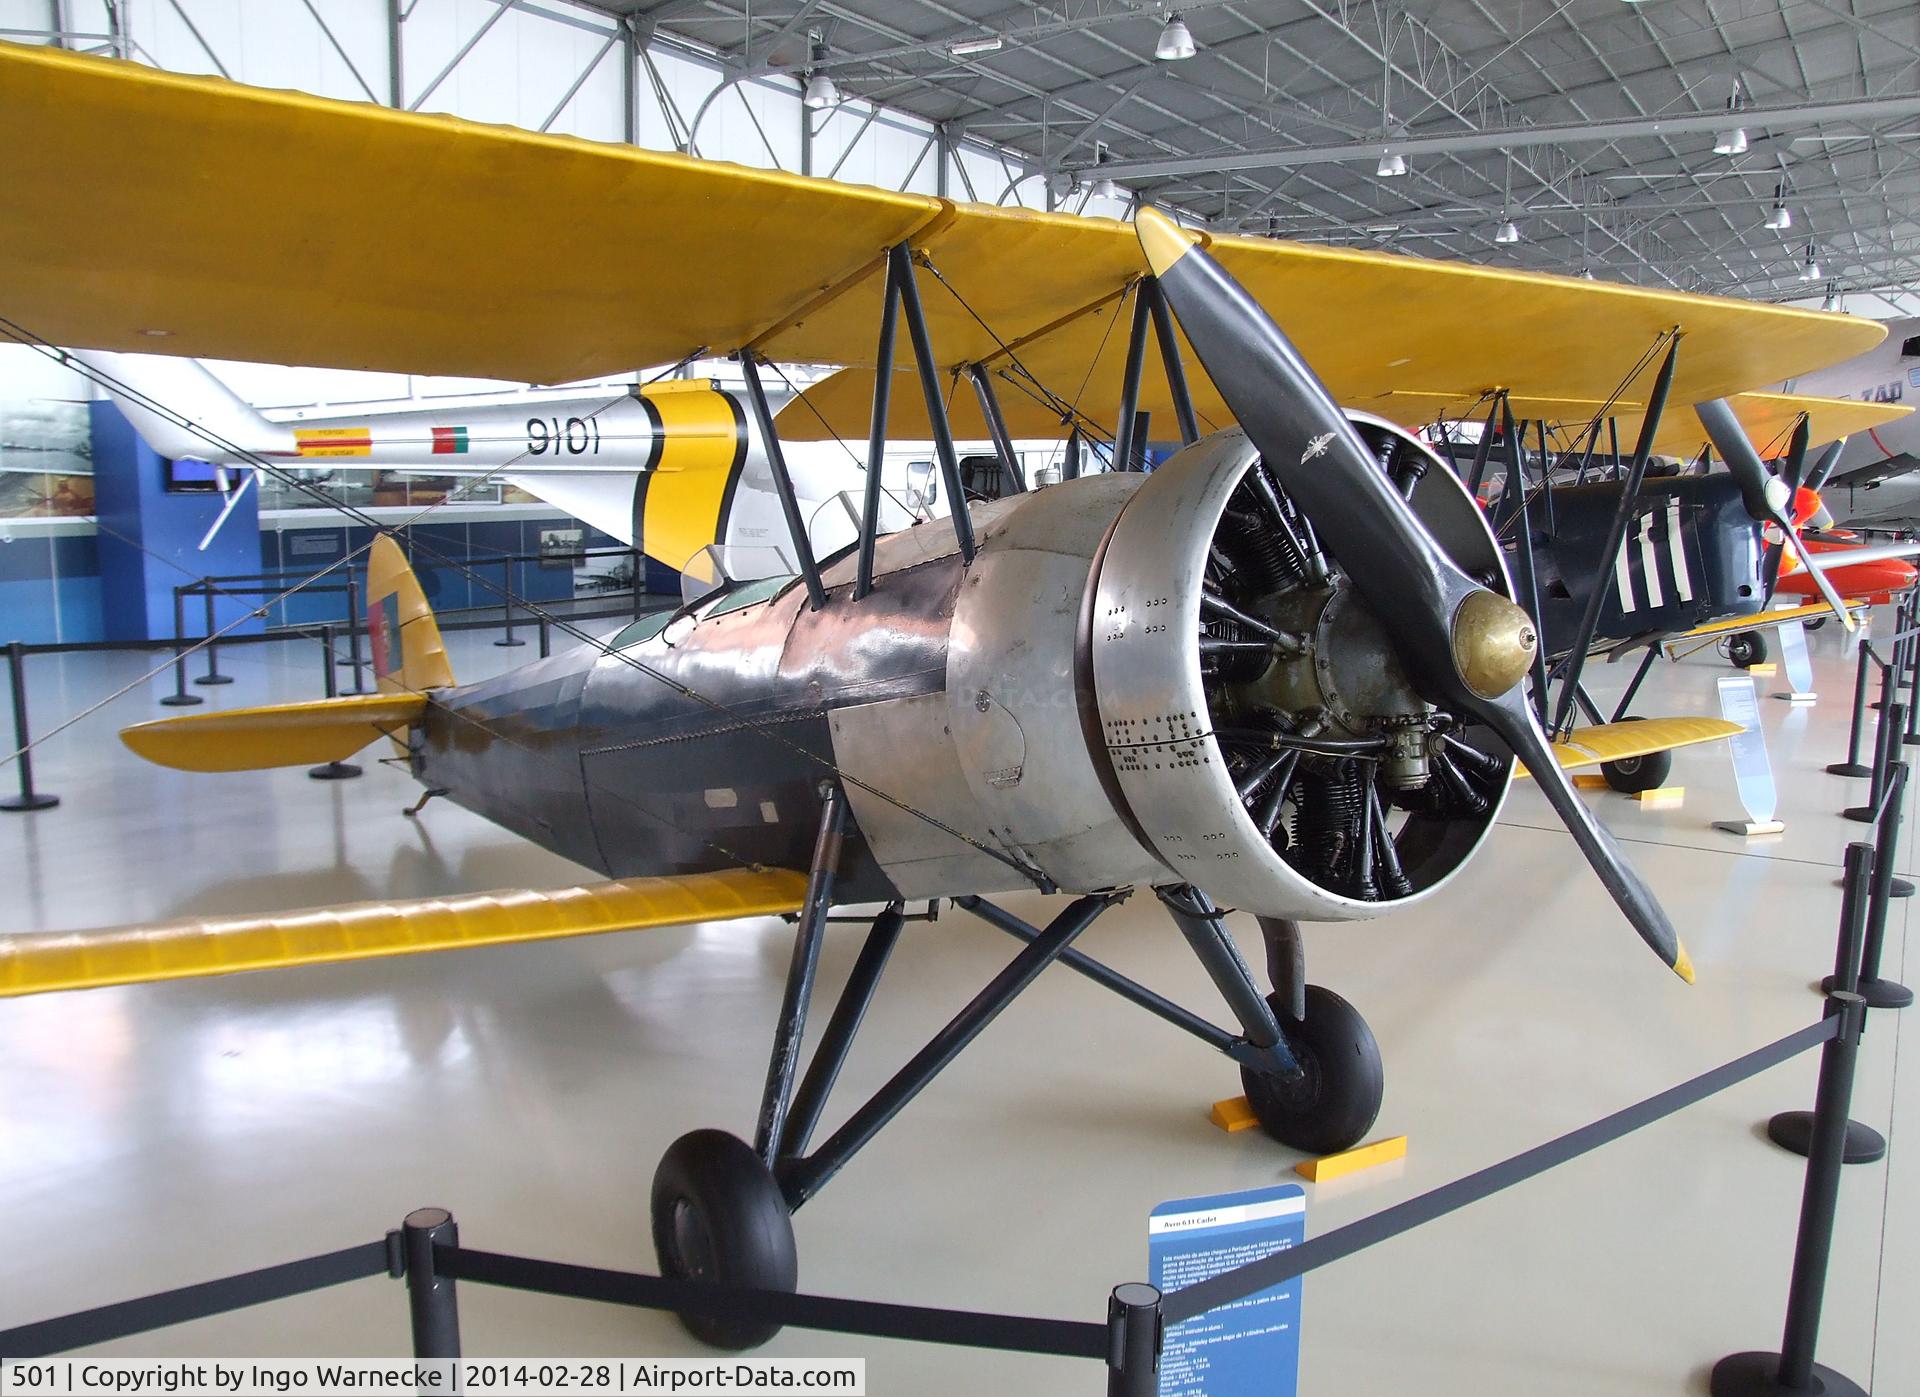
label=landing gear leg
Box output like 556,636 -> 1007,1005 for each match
649,785 -> 845,1350
1159,888 -> 1383,1156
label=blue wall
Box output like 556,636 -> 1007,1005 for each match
0,529 -> 101,645
0,404 -> 651,646
92,401 -> 264,643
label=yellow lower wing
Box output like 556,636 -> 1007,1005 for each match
1544,716 -> 1744,773
0,868 -> 809,997
1674,602 -> 1855,642
119,693 -> 428,771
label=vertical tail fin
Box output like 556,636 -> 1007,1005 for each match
366,535 -> 454,693
65,350 -> 294,462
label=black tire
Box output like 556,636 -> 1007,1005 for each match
1240,985 -> 1383,1156
1602,747 -> 1673,793
1599,716 -> 1672,793
1804,616 -> 1827,633
1726,631 -> 1768,669
650,1130 -> 797,1350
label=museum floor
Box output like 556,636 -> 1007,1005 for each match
0,618 -> 1912,1396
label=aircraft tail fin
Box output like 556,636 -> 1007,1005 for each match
117,535 -> 450,774
65,350 -> 294,462
365,533 -> 455,694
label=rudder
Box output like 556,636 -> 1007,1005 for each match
366,534 -> 454,693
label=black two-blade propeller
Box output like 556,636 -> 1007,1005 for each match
1696,398 -> 1854,630
1134,207 -> 1693,983
1756,417 -> 1811,605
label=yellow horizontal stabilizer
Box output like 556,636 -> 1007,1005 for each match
0,867 -> 810,997
1675,602 -> 1852,642
120,693 -> 428,771
1550,716 -> 1743,772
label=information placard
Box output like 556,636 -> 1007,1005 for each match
1149,1184 -> 1305,1396
1716,675 -> 1780,831
1776,619 -> 1816,699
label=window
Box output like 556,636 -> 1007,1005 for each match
1900,335 -> 1920,358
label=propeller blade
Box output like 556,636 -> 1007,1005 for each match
1135,207 -> 1692,983
1759,417 -> 1812,606
1805,438 -> 1847,494
1696,399 -> 1854,630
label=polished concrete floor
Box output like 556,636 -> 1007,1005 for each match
0,617 -> 1912,1395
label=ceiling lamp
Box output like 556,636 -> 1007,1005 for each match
948,35 -> 1004,56
1714,79 -> 1747,155
1763,181 -> 1791,230
1798,244 -> 1822,282
802,35 -> 839,110
1494,217 -> 1521,244
1376,149 -> 1408,178
1089,175 -> 1125,201
1155,13 -> 1197,60
1579,267 -> 1597,280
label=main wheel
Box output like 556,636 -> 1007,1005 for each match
650,1130 -> 797,1350
1726,631 -> 1768,668
1240,985 -> 1383,1156
1600,716 -> 1672,793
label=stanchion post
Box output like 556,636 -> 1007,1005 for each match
1845,658 -> 1898,821
1,641 -> 58,812
1833,761 -> 1915,1010
494,558 -> 524,648
402,1208 -> 462,1360
1106,1283 -> 1162,1397
1769,841 -> 1884,1163
160,586 -> 203,707
319,625 -> 339,699
1711,992 -> 1872,1397
538,617 -> 551,660
194,586 -> 232,686
309,623 -> 363,781
1826,640 -> 1874,777
1905,620 -> 1920,746
343,573 -> 368,694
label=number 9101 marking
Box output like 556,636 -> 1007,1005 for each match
527,416 -> 601,455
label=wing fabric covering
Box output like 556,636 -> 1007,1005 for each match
0,868 -> 810,996
1542,717 -> 1743,773
119,693 -> 428,771
0,43 -> 1884,419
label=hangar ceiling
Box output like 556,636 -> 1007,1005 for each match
613,0 -> 1920,302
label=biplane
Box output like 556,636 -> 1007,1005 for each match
1417,385 -> 1913,782
0,42 -> 1898,1351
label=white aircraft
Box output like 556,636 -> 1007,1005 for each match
68,350 -> 939,579
1783,317 -> 1920,525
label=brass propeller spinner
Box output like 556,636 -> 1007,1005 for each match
1450,589 -> 1538,700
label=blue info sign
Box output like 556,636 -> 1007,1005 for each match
1148,1184 -> 1305,1396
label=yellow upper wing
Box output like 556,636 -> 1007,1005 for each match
0,43 -> 1885,411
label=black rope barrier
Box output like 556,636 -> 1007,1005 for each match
0,1239 -> 395,1358
1161,1015 -> 1840,1324
438,1248 -> 1108,1360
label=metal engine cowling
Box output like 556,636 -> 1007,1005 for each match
1085,419 -> 1514,920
